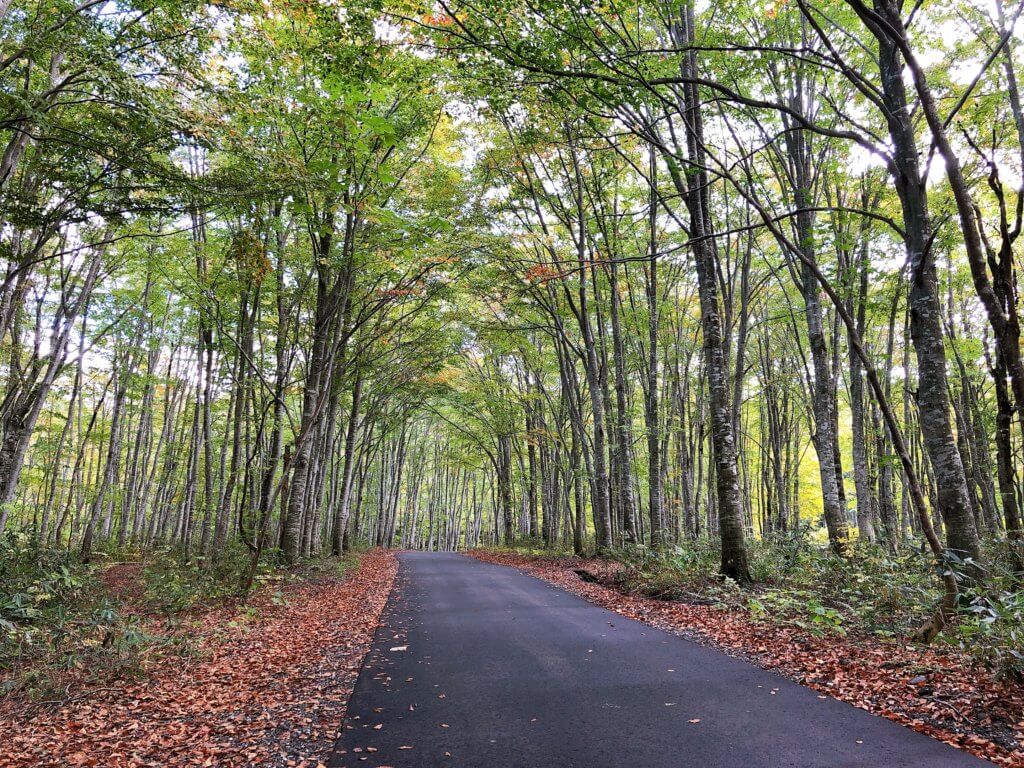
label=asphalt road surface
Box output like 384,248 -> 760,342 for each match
329,551 -> 989,767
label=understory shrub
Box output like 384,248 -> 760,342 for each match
951,545 -> 1024,680
141,541 -> 266,614
597,533 -> 1023,674
0,530 -> 153,697
1,530 -> 361,700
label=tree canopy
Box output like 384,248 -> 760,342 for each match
2,0 -> 1024,653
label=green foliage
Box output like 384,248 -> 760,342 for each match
748,534 -> 940,635
949,546 -> 1024,680
283,552 -> 364,587
747,590 -> 847,637
599,536 -> 928,633
0,530 -> 154,698
0,530 -> 88,642
956,586 -> 1024,680
141,542 -> 264,615
600,535 -> 1024,674
609,542 -> 736,604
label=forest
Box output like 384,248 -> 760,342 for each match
2,0 -> 1024,764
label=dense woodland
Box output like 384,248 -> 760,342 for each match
3,0 -> 1024,657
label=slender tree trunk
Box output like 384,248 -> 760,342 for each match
664,2 -> 750,581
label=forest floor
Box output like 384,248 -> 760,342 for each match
0,550 -> 397,768
469,549 -> 1024,767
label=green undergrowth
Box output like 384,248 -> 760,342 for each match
491,532 -> 1024,680
141,541 -> 272,615
0,530 -> 362,701
0,530 -> 156,700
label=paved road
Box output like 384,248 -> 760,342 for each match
329,552 -> 988,767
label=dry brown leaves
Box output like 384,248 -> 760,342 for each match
0,551 -> 397,768
470,549 -> 1024,767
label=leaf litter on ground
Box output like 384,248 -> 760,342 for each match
0,551 -> 397,768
